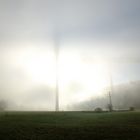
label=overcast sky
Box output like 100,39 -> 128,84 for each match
0,0 -> 140,49
0,0 -> 140,110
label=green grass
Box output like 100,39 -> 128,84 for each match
0,111 -> 140,140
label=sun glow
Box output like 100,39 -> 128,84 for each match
22,50 -> 56,86
7,45 -> 110,105
58,52 -> 110,104
7,44 -> 56,87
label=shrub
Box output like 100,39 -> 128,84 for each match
129,106 -> 135,111
94,107 -> 103,113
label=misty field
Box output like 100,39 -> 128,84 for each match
0,111 -> 140,140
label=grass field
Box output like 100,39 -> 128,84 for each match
0,111 -> 140,140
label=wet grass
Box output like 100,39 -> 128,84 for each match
0,111 -> 140,140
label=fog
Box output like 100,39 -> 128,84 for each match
69,80 -> 140,111
0,0 -> 140,111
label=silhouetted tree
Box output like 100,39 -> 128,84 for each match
0,100 -> 7,111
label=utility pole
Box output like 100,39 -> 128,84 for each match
108,63 -> 113,111
54,30 -> 59,111
108,91 -> 113,112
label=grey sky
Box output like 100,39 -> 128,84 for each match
0,0 -> 140,57
0,0 -> 140,110
0,1 -> 139,38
